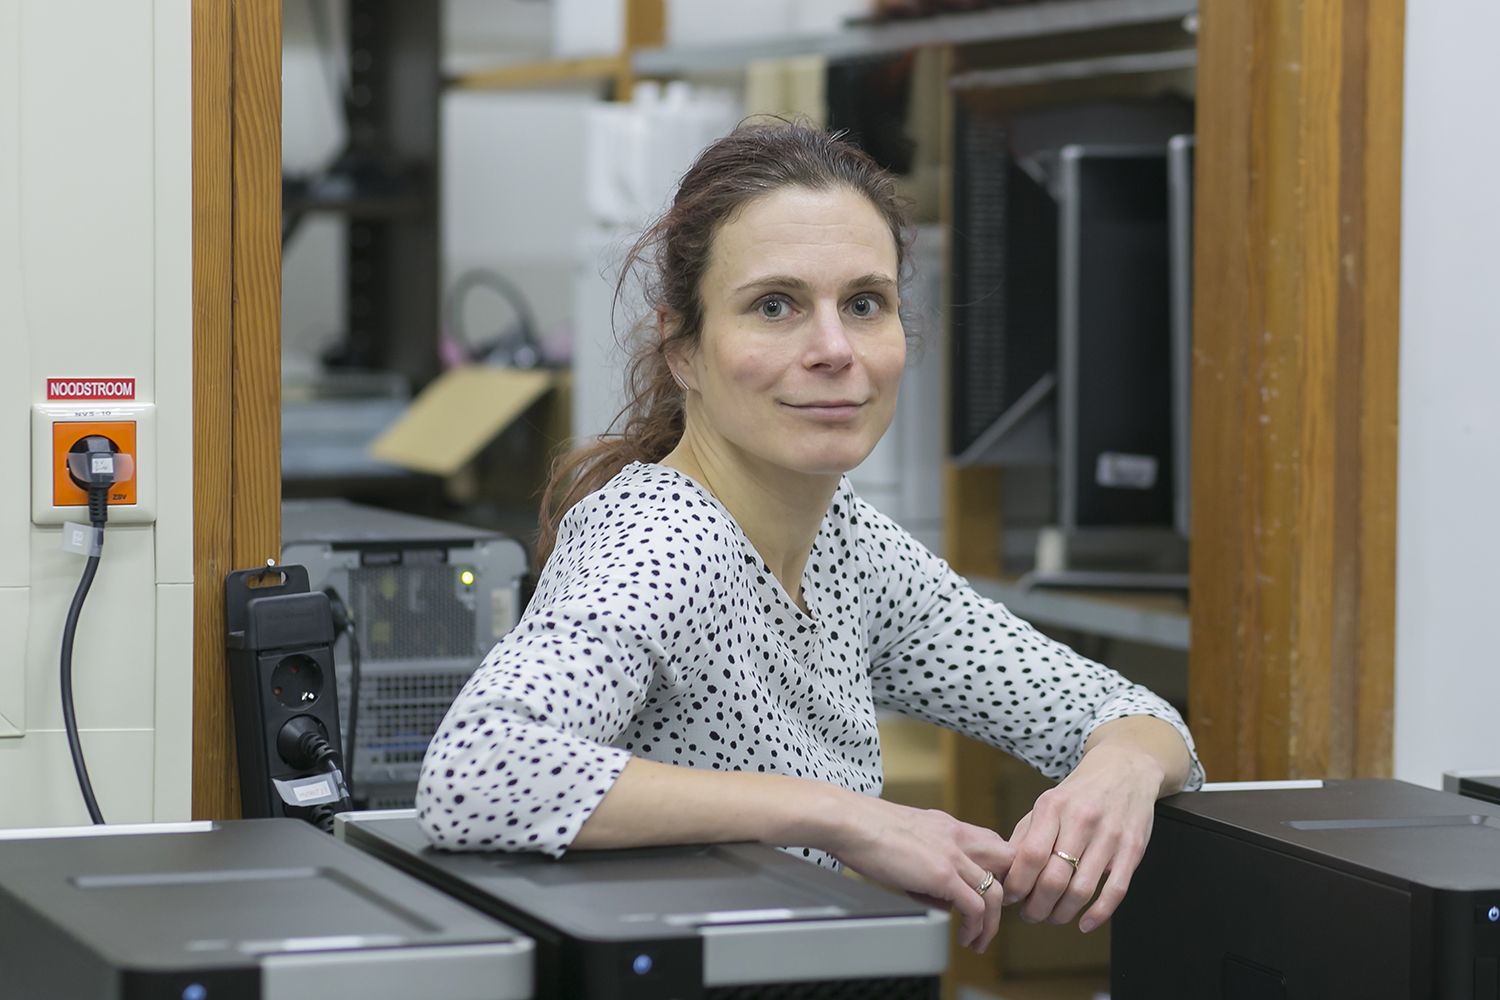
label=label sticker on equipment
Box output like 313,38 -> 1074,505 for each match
60,522 -> 103,557
91,456 -> 112,474
293,781 -> 330,802
46,378 -> 136,400
1095,452 -> 1159,490
272,770 -> 348,807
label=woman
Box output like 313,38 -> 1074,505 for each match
419,123 -> 1202,956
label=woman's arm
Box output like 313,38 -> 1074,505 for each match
998,715 -> 1191,932
573,757 -> 1016,954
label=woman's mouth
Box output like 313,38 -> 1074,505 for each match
784,400 -> 864,419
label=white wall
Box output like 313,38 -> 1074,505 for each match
1394,0 -> 1500,785
0,0 -> 194,825
444,90 -> 595,359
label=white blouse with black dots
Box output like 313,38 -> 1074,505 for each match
418,462 -> 1203,863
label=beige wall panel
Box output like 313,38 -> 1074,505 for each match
0,730 -> 157,827
153,582 -> 194,820
0,588 -> 25,737
20,0 -> 157,395
0,1 -> 31,591
1,0 -> 194,824
26,527 -> 158,732
155,0 -> 195,587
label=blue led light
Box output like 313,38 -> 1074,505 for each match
1489,905 -> 1499,923
182,985 -> 208,1000
632,954 -> 653,976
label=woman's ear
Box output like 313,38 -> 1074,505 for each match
659,309 -> 695,393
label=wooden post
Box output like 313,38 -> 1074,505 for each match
1188,0 -> 1404,781
191,0 -> 282,819
616,0 -> 666,100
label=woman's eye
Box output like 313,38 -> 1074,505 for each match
759,298 -> 787,319
849,295 -> 881,318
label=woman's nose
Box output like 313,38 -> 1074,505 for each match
804,302 -> 854,372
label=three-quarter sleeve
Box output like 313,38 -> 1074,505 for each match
418,493 -> 669,854
856,495 -> 1204,789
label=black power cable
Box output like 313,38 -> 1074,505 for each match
59,438 -> 129,826
60,541 -> 105,825
325,588 -> 361,806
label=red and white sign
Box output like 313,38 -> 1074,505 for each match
46,378 -> 136,401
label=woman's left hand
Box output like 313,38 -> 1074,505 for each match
998,716 -> 1191,933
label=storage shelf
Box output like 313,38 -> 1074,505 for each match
969,575 -> 1190,649
449,54 -> 624,91
949,44 -> 1195,90
633,0 -> 1196,75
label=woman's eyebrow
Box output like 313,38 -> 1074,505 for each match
846,273 -> 898,292
733,273 -> 897,295
734,274 -> 813,295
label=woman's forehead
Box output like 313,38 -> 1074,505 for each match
706,187 -> 899,288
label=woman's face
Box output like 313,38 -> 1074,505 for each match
673,185 -> 906,479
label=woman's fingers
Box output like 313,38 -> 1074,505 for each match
975,866 -> 1004,953
1000,805 -> 1059,906
1078,833 -> 1147,930
948,867 -> 989,950
1045,836 -> 1113,926
1018,850 -> 1082,923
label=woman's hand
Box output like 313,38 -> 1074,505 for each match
823,792 -> 1015,954
573,758 -> 1014,952
1000,716 -> 1191,933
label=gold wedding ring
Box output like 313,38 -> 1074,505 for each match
975,871 -> 996,897
1053,849 -> 1081,871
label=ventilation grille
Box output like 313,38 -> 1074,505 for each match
949,107 -> 1058,459
344,667 -> 474,768
950,108 -> 1012,455
706,977 -> 939,1000
358,783 -> 418,811
350,564 -> 477,662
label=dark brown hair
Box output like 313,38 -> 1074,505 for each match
537,121 -> 911,567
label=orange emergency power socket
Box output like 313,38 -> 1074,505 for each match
32,402 -> 156,525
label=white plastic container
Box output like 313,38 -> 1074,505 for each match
585,82 -> 740,226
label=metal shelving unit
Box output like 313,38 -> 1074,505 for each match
970,576 -> 1189,650
633,0 -> 1195,75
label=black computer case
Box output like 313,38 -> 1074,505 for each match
338,812 -> 948,1000
1112,780 -> 1500,999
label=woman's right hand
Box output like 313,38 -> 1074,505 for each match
821,792 -> 1014,954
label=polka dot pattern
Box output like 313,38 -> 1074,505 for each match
417,463 -> 1202,860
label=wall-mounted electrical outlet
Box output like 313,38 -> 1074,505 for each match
32,402 -> 156,525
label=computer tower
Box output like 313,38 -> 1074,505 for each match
281,500 -> 529,810
949,108 -> 1059,467
338,812 -> 949,1000
1447,770 -> 1500,807
1112,780 -> 1500,999
0,818 -> 533,1000
1056,143 -> 1174,534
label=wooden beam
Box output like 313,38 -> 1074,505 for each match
617,0 -> 667,99
451,55 -> 624,92
1188,0 -> 1404,781
229,0 -> 282,573
191,0 -> 282,820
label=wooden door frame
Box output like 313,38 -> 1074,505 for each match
191,0 -> 282,819
1188,0 -> 1405,781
